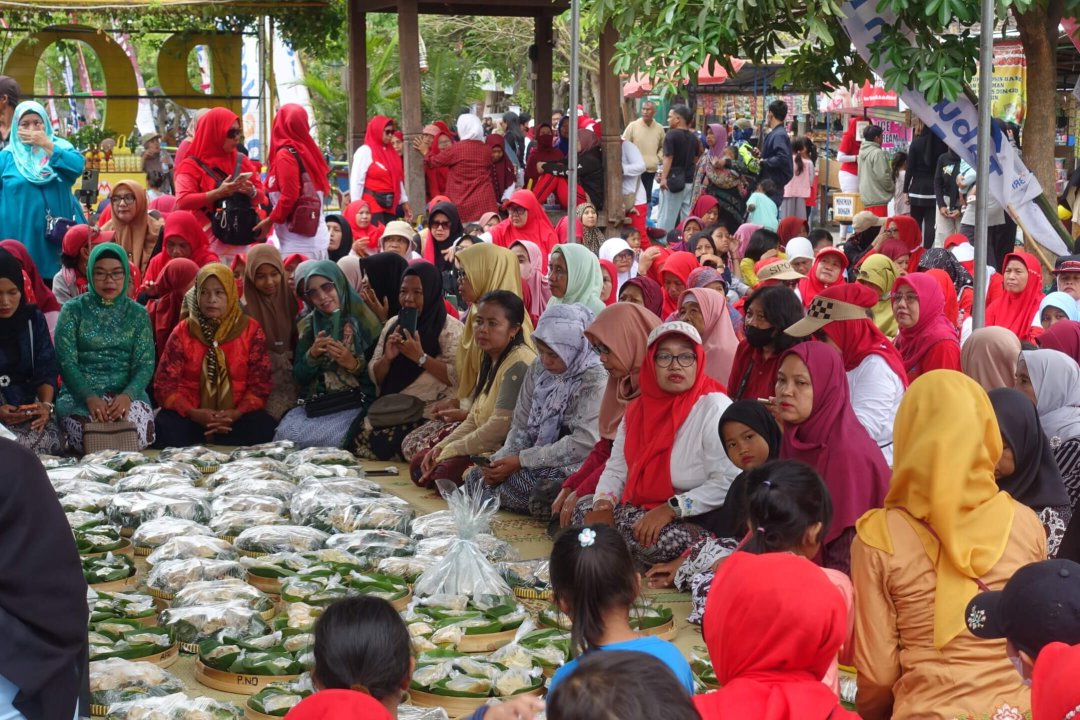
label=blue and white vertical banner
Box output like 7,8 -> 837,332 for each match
241,34 -> 263,161
839,0 -> 1071,256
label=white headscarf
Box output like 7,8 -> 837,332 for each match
457,114 -> 485,142
1023,348 -> 1080,443
598,237 -> 638,291
785,236 -> 814,263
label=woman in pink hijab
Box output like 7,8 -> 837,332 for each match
510,240 -> 551,326
678,287 -> 738,385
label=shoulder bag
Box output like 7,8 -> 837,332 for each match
367,393 -> 425,428
299,388 -> 366,418
194,156 -> 261,246
82,421 -> 140,453
284,147 -> 323,237
40,185 -> 77,245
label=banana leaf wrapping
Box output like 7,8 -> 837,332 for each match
88,620 -> 173,661
81,450 -> 152,472
89,658 -> 185,706
284,447 -> 359,467
83,553 -> 136,584
205,461 -> 293,490
324,529 -> 416,560
48,463 -> 118,484
146,536 -> 238,567
171,579 -> 274,613
160,602 -> 270,645
147,558 -> 246,596
211,511 -> 289,538
132,518 -> 215,551
229,441 -> 296,461
87,589 -> 157,622
75,523 -> 125,554
107,489 -> 212,529
246,675 -> 315,717
105,693 -> 242,720
234,525 -> 328,555
211,478 -> 297,502
210,494 -> 288,517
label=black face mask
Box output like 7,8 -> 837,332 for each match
744,325 -> 775,348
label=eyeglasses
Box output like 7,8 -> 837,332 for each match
590,342 -> 612,356
305,281 -> 336,300
92,270 -> 126,282
430,220 -> 451,229
893,292 -> 919,306
384,127 -> 395,135
654,351 -> 697,369
548,266 -> 568,279
507,206 -> 527,216
111,194 -> 137,206
226,128 -> 243,139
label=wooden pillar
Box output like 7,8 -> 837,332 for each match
598,21 -> 624,228
347,0 -> 367,158
399,0 -> 425,214
534,12 -> 553,127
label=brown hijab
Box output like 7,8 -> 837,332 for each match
584,303 -> 661,439
102,180 -> 163,275
243,244 -> 299,354
961,326 -> 1022,392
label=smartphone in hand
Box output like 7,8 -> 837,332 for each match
469,455 -> 492,467
398,306 -> 419,334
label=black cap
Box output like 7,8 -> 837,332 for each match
965,559 -> 1080,658
0,76 -> 19,107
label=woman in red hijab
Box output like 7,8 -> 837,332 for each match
926,268 -> 960,328
658,251 -> 699,319
262,103 -> 333,258
618,276 -> 665,318
986,250 -> 1045,343
342,199 -> 384,255
140,210 -> 220,290
487,134 -> 517,204
599,259 -> 618,305
1038,319 -> 1080,363
776,216 -> 808,249
880,215 -> 923,271
146,258 -> 199,358
422,123 -> 450,201
695,552 -> 859,720
174,107 -> 267,255
54,225 -> 115,305
349,114 -> 408,225
892,272 -> 961,381
488,189 -> 558,269
797,246 -> 848,309
0,240 -> 61,331
589,321 -> 738,566
775,342 -> 890,573
525,123 -> 566,189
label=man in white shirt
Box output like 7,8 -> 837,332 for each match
623,101 -> 665,210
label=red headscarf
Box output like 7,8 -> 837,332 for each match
267,103 -> 331,194
363,115 -> 405,208
659,251 -> 700,318
797,247 -> 848,309
148,195 -> 177,215
342,199 -> 384,252
0,240 -> 60,314
1032,641 -> 1080,720
142,210 -> 220,287
176,107 -> 245,177
777,216 -> 808,248
60,226 -> 115,296
423,125 -> 450,200
986,251 -> 1045,343
817,283 -> 908,387
599,259 -> 618,305
526,123 -> 565,187
926,268 -> 959,328
284,689 -> 392,720
777,343 -> 890,543
690,195 -> 719,223
489,189 -> 558,268
230,253 -> 247,297
148,258 -> 199,354
882,215 -> 923,271
487,134 -> 517,202
695,552 -> 858,720
622,324 -> 725,509
893,272 -> 960,373
1038,319 -> 1080,363
621,276 -> 664,318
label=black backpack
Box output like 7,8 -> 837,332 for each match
194,156 -> 261,246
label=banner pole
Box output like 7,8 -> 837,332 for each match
972,0 -> 994,329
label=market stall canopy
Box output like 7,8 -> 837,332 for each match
623,57 -> 748,98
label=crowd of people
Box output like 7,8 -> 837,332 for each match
7,69 -> 1080,719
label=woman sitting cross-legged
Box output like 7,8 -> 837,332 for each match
410,291 -> 537,488
585,321 -> 739,566
152,264 -> 277,447
0,247 -> 63,454
274,261 -> 381,449
464,303 -> 607,515
55,242 -> 156,453
356,262 -> 463,461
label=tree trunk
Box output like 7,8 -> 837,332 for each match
1013,0 -> 1063,202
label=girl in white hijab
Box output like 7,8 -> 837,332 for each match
599,237 -> 638,293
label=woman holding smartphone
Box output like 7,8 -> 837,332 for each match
358,262 -> 463,460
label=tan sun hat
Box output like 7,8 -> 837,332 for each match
756,259 -> 806,283
784,293 -> 870,337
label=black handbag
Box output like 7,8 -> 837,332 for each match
300,388 -> 365,418
194,157 -> 261,246
40,186 -> 77,245
364,190 -> 396,210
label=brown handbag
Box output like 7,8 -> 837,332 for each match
82,421 -> 140,454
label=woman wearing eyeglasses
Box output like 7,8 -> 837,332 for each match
586,321 -> 739,566
101,180 -> 163,282
55,242 -> 157,453
175,107 -> 267,263
352,115 -> 411,226
273,260 -> 381,449
0,100 -> 86,281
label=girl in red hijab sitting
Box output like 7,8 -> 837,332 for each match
893,272 -> 962,381
797,246 -> 848,308
986,250 -> 1046,344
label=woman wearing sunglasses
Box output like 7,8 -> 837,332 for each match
585,321 -> 740,567
174,107 -> 267,263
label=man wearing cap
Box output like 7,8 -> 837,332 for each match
0,76 -> 20,152
1054,255 -> 1080,301
858,125 -> 894,218
140,132 -> 173,197
380,220 -> 420,260
966,559 -> 1080,687
841,211 -> 884,269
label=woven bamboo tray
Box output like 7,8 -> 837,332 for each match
195,660 -> 301,696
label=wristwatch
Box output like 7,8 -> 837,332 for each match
417,353 -> 428,367
667,496 -> 682,517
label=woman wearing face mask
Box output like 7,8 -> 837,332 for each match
852,371 -> 1045,720
153,264 -> 276,447
798,246 -> 848,308
487,133 -> 517,203
586,322 -> 740,566
727,285 -> 806,401
0,248 -> 62,454
55,243 -> 157,453
893,272 -> 961,382
463,304 -> 606,515
547,244 -> 607,316
524,123 -> 564,189
0,100 -> 86,280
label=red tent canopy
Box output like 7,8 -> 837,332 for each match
623,58 -> 747,98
